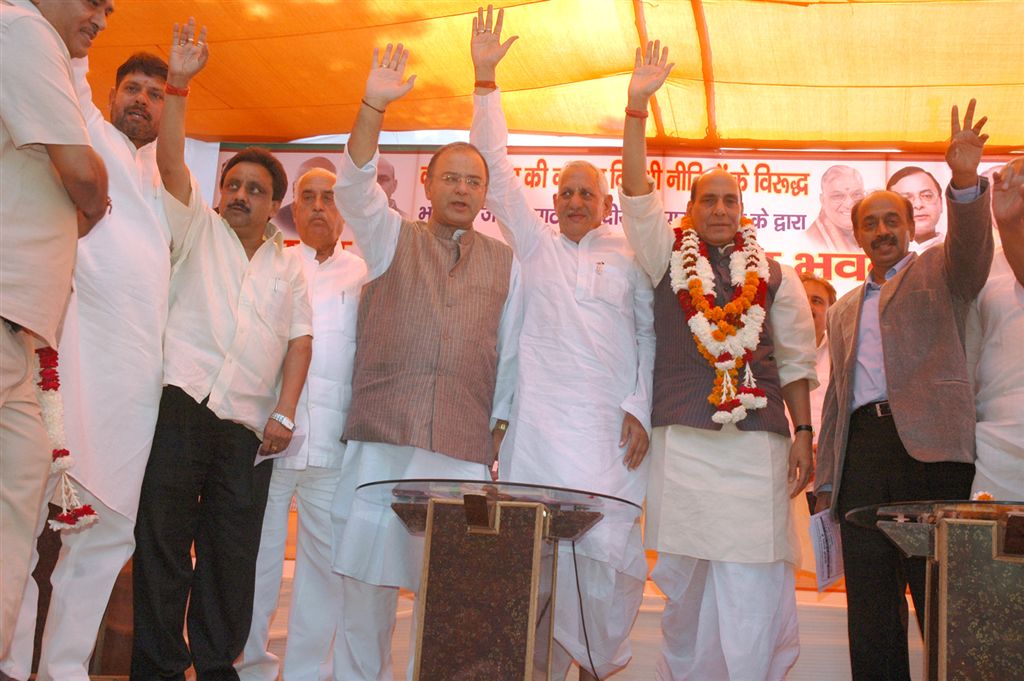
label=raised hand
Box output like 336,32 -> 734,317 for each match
168,18 -> 208,85
946,99 -> 989,187
472,5 -> 518,79
364,44 -> 416,110
627,40 -> 673,108
992,159 -> 1024,230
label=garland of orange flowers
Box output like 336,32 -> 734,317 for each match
670,215 -> 769,423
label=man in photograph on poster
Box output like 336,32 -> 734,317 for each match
887,165 -> 946,253
805,165 -> 866,253
815,100 -> 993,680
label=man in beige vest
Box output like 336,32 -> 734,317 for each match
0,0 -> 111,662
329,44 -> 522,680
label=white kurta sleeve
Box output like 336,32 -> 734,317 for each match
335,147 -> 402,280
617,188 -> 673,288
163,173 -> 207,264
770,264 -> 820,390
491,257 -> 523,421
470,89 -> 547,259
71,57 -> 104,130
619,262 -> 655,434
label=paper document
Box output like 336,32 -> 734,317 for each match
809,509 -> 844,591
254,432 -> 306,467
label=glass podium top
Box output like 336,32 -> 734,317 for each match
846,499 -> 1024,530
356,478 -> 642,525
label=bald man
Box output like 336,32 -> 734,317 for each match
237,168 -> 367,681
805,165 -> 866,252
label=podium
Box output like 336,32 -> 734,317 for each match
355,479 -> 641,681
847,501 -> 1024,681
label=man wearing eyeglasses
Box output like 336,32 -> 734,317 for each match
888,165 -> 946,253
328,44 -> 522,679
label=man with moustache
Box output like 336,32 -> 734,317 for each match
2,51 -> 174,681
0,0 -> 110,664
815,101 -> 993,680
805,165 -> 866,252
329,44 -> 521,679
272,156 -> 337,238
130,21 -> 312,679
887,165 -> 946,252
468,8 -> 654,679
236,168 -> 367,681
620,42 -> 817,680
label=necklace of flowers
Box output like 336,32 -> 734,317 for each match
669,215 -> 770,424
35,346 -> 98,531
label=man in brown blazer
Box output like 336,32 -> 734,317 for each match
815,99 -> 994,681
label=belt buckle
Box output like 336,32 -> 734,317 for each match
874,401 -> 892,417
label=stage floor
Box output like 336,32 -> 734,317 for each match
267,561 -> 925,681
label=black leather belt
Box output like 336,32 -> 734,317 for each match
853,400 -> 892,418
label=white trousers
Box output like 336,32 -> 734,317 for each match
0,326 -> 50,660
236,466 -> 342,681
549,544 -> 646,680
651,554 -> 799,681
0,481 -> 134,681
332,576 -> 399,681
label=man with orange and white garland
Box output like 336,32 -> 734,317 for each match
619,42 -> 817,680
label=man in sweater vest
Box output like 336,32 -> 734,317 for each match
329,44 -> 522,680
619,43 -> 818,681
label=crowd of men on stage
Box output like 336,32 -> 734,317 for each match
2,3 -> 1022,681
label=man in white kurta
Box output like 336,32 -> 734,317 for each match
3,53 -> 172,681
467,18 -> 654,677
967,158 -> 1024,501
236,169 -> 367,681
620,44 -> 817,681
328,46 -> 522,681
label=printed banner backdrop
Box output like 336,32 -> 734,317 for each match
215,145 -> 1011,299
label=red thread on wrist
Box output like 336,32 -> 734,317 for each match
164,83 -> 190,97
475,80 -> 497,90
625,107 -> 649,119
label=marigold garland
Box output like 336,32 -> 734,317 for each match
34,347 -> 98,531
669,215 -> 769,423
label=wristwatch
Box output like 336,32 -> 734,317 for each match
270,412 -> 296,432
794,424 -> 814,435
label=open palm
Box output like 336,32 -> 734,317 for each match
471,5 -> 518,72
993,161 -> 1024,229
365,44 -> 416,106
169,18 -> 208,81
628,40 -> 673,101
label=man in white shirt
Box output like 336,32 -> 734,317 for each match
621,43 -> 817,681
967,157 -> 1024,501
130,22 -> 312,680
329,44 -> 522,680
2,52 -> 173,681
468,9 -> 654,680
236,168 -> 367,681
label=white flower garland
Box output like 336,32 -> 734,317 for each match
34,347 -> 97,531
670,217 -> 770,423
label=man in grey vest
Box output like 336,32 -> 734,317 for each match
329,44 -> 522,680
619,43 -> 818,680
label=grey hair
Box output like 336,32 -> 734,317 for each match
560,160 -> 609,197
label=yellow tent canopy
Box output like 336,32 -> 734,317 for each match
88,0 -> 1024,152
